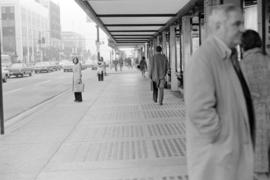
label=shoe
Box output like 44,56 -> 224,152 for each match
159,102 -> 163,105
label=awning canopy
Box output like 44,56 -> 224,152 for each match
75,0 -> 200,47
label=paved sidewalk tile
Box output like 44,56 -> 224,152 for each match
0,71 -> 187,180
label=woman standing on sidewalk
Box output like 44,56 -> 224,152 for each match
97,57 -> 105,81
241,30 -> 270,180
72,57 -> 83,102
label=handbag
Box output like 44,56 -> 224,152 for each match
76,83 -> 85,92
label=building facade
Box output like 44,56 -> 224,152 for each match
40,0 -> 61,61
0,0 -> 61,64
61,31 -> 86,60
0,0 -> 49,63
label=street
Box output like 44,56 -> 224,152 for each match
2,69 -> 96,121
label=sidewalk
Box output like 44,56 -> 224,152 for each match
0,70 -> 187,180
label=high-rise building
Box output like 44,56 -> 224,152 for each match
40,0 -> 61,61
0,0 -> 49,63
0,0 -> 61,63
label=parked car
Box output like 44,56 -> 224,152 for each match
34,62 -> 53,73
50,61 -> 61,71
61,61 -> 74,72
2,66 -> 9,82
8,63 -> 33,77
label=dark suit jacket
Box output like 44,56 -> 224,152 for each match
149,53 -> 168,83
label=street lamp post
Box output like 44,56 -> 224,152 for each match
0,36 -> 4,134
96,25 -> 100,61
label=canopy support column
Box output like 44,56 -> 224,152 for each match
182,16 -> 192,71
162,31 -> 167,57
169,25 -> 178,91
0,39 -> 4,135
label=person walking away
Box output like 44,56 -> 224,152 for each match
97,57 -> 105,81
72,57 -> 83,102
119,58 -> 124,71
241,29 -> 270,180
149,46 -> 168,105
113,59 -> 118,72
184,4 -> 254,180
139,56 -> 147,77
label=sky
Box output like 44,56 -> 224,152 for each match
51,0 -> 108,52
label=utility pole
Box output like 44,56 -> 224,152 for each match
96,25 -> 100,61
0,36 -> 4,134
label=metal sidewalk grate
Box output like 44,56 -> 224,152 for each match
69,122 -> 185,141
143,109 -> 185,119
147,122 -> 185,136
151,138 -> 186,158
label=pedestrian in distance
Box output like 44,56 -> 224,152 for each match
241,29 -> 270,180
139,56 -> 147,77
72,57 -> 83,102
149,46 -> 169,105
119,58 -> 124,71
97,57 -> 105,81
184,4 -> 254,180
113,59 -> 118,72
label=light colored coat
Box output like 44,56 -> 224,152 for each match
184,36 -> 253,180
97,61 -> 105,74
149,53 -> 168,83
241,48 -> 270,173
72,63 -> 82,92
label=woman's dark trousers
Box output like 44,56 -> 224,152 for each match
98,72 -> 104,81
74,92 -> 82,102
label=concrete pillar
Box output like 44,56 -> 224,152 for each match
258,0 -> 263,37
162,31 -> 167,56
169,25 -> 178,91
258,0 -> 270,54
144,43 -> 148,63
153,38 -> 157,50
182,16 -> 192,70
156,35 -> 161,46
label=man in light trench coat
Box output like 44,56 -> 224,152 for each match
184,4 -> 254,180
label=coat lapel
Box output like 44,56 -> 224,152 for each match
210,37 -> 250,133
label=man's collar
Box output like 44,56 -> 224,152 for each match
213,36 -> 232,60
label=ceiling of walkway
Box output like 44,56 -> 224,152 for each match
75,0 -> 198,47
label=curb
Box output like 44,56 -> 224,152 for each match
4,88 -> 70,134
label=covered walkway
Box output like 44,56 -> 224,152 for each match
0,70 -> 187,180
